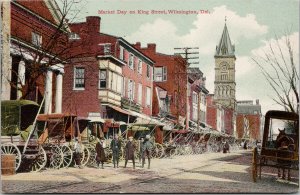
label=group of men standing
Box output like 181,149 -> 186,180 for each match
93,134 -> 153,169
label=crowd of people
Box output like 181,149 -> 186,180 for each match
73,134 -> 154,170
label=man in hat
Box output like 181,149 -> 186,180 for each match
142,134 -> 153,169
138,137 -> 144,163
73,137 -> 82,168
95,137 -> 106,169
124,136 -> 136,169
110,134 -> 121,168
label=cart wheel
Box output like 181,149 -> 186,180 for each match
49,145 -> 63,169
169,148 -> 176,158
87,145 -> 97,167
252,147 -> 258,182
31,146 -> 47,172
59,145 -> 73,168
155,144 -> 165,159
1,143 -> 22,171
80,145 -> 90,166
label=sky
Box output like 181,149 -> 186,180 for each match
67,0 -> 299,115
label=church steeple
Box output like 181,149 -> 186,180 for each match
215,21 -> 235,57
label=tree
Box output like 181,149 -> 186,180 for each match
252,33 -> 299,114
9,0 -> 92,101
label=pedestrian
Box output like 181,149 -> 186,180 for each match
223,141 -> 230,153
95,137 -> 106,169
139,137 -> 144,163
110,134 -> 121,168
142,134 -> 153,169
73,137 -> 82,168
124,136 -> 136,169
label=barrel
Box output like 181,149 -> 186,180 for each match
1,154 -> 16,175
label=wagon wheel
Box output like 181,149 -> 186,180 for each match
1,143 -> 22,171
49,145 -> 63,169
80,145 -> 90,166
252,147 -> 258,182
60,145 -> 73,168
31,147 -> 47,172
155,144 -> 163,158
169,148 -> 176,158
87,145 -> 97,167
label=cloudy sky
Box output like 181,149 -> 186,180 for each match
71,0 -> 299,115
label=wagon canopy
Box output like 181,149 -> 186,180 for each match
1,100 -> 39,136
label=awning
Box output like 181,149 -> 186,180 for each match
87,116 -> 105,123
107,105 -> 133,116
125,110 -> 164,126
129,126 -> 151,131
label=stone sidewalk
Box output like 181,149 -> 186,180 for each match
1,150 -> 299,193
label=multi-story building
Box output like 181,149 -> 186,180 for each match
1,1 -> 11,100
133,42 -> 188,127
187,67 -> 209,126
236,100 -> 262,140
206,21 -> 236,135
9,0 -> 66,114
63,17 -> 155,127
214,22 -> 236,110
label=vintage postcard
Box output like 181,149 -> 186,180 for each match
0,0 -> 299,193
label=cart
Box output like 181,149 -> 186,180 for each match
252,110 -> 299,182
36,113 -> 90,168
1,100 -> 47,172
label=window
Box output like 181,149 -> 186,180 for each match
146,64 -> 151,79
154,67 -> 167,81
128,80 -> 135,100
221,73 -> 228,80
120,46 -> 124,60
122,77 -> 127,96
103,43 -> 111,55
117,75 -> 123,94
74,67 -> 85,89
129,54 -> 134,69
138,60 -> 142,74
192,92 -> 198,104
193,107 -> 198,121
69,32 -> 80,40
138,83 -> 142,104
99,70 -> 107,89
146,87 -> 151,106
32,32 -> 42,47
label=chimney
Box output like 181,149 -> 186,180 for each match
147,43 -> 156,52
256,99 -> 259,105
86,16 -> 101,33
135,42 -> 141,49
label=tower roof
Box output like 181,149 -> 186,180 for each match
215,23 -> 235,56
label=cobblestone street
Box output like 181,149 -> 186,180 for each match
1,150 -> 299,193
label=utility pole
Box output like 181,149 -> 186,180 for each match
174,47 -> 199,130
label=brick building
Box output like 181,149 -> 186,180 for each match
187,67 -> 209,126
236,100 -> 262,140
1,1 -> 11,100
9,0 -> 66,114
133,43 -> 187,126
63,16 -> 155,126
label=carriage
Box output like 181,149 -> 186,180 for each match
252,110 -> 299,182
1,100 -> 47,172
36,113 -> 90,168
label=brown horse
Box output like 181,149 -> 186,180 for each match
276,128 -> 295,180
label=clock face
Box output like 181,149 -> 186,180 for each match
221,63 -> 227,71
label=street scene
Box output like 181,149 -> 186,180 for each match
0,0 -> 299,194
2,150 -> 299,193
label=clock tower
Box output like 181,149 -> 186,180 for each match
214,21 -> 236,110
